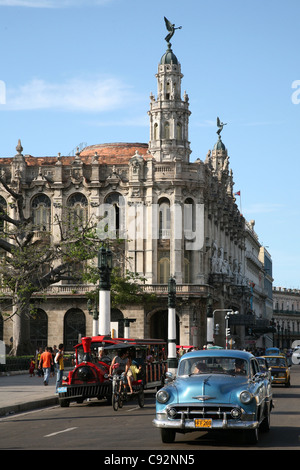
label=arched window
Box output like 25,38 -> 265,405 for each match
67,193 -> 88,229
164,122 -> 170,139
176,122 -> 182,140
154,123 -> 159,140
158,257 -> 170,284
166,81 -> 171,100
111,308 -> 125,338
158,198 -> 170,239
104,192 -> 125,238
184,198 -> 195,239
30,309 -> 48,351
64,308 -> 86,350
31,194 -> 51,231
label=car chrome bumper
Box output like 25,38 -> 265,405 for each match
153,414 -> 258,431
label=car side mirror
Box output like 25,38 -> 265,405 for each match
164,371 -> 175,383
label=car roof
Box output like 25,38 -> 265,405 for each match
180,349 -> 254,361
262,355 -> 285,358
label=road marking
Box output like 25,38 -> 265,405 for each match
127,406 -> 139,412
44,427 -> 78,438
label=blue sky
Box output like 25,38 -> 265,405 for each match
0,0 -> 299,288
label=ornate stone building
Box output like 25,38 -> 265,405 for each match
273,287 -> 300,349
0,41 -> 273,352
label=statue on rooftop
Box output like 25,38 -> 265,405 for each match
216,116 -> 227,136
164,17 -> 182,46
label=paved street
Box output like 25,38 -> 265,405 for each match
0,365 -> 299,452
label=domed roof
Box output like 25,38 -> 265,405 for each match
213,136 -> 226,151
160,46 -> 178,65
79,142 -> 149,164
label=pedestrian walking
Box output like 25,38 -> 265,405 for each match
55,343 -> 64,393
29,358 -> 35,377
36,347 -> 43,377
39,347 -> 53,385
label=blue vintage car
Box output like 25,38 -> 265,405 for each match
153,349 -> 273,444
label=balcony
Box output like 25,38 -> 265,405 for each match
0,283 -> 212,299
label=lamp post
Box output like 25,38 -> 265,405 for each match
207,304 -> 239,348
168,277 -> 178,373
206,294 -> 214,346
98,245 -> 113,336
87,298 -> 99,336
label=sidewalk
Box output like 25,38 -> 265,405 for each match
0,371 -> 58,417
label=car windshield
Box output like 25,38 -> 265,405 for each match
256,358 -> 267,370
178,356 -> 249,377
265,357 -> 287,367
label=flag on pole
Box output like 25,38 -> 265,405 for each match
234,191 -> 242,214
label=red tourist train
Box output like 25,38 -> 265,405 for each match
58,335 -> 167,407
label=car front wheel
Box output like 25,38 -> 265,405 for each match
243,427 -> 259,444
260,406 -> 270,432
161,429 -> 176,443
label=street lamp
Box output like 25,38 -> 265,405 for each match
206,294 -> 214,345
87,298 -> 99,336
207,306 -> 239,348
98,245 -> 113,336
168,277 -> 178,373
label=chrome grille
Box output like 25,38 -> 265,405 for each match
166,404 -> 240,420
59,382 -> 111,398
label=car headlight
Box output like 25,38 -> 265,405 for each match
239,390 -> 253,404
156,389 -> 170,404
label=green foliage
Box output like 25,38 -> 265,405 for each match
111,268 -> 156,308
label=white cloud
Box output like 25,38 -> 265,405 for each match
4,77 -> 137,112
244,202 -> 284,215
87,115 -> 149,127
0,0 -> 110,7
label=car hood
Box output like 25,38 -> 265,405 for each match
174,374 -> 249,403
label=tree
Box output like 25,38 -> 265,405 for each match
0,176 -> 156,355
85,265 -> 156,310
0,175 -> 101,355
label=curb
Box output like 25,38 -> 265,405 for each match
0,396 -> 59,417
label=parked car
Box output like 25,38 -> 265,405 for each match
153,349 -> 273,445
262,355 -> 291,387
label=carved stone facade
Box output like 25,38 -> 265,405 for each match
273,287 -> 300,349
0,44 -> 273,352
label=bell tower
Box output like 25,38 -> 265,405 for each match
148,20 -> 191,162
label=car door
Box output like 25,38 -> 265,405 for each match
250,358 -> 266,403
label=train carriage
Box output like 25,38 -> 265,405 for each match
58,335 -> 166,407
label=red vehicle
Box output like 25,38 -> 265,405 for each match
58,335 -> 166,407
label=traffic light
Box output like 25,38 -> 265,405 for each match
226,327 -> 231,337
214,323 -> 220,335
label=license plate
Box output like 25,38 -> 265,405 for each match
58,387 -> 67,393
195,419 -> 212,428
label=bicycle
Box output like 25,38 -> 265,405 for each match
111,372 -> 128,411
